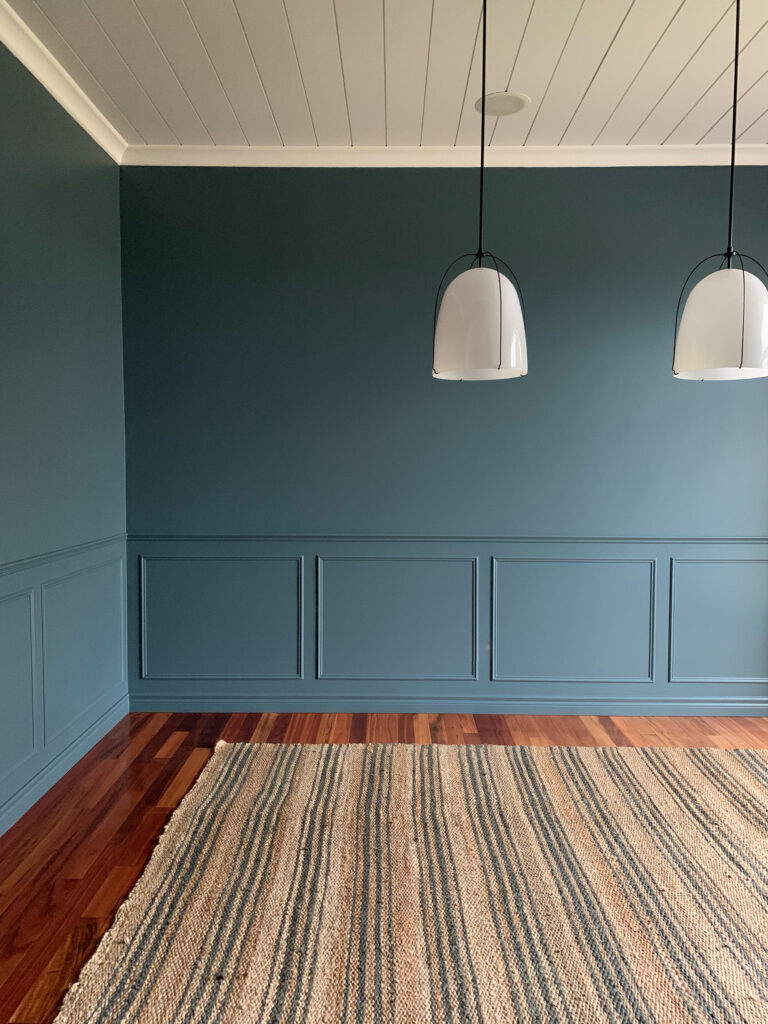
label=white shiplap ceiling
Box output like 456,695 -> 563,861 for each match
1,0 -> 768,166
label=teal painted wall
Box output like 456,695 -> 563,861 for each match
0,44 -> 128,833
121,166 -> 768,715
121,167 -> 768,539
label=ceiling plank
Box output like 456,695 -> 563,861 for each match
596,0 -> 731,145
31,0 -> 177,144
83,0 -> 212,145
524,0 -> 635,147
334,0 -> 385,146
491,0 -> 585,147
421,0 -> 481,146
182,0 -> 281,145
231,0 -> 316,147
282,0 -> 350,145
558,0 -> 685,146
670,20 -> 768,144
738,105 -> 768,143
133,0 -> 247,146
634,3 -> 767,145
384,0 -> 432,147
724,68 -> 768,144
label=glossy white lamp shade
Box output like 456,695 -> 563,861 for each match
674,268 -> 768,380
433,266 -> 527,380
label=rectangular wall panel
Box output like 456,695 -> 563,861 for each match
317,556 -> 477,681
43,560 -> 125,743
670,559 -> 768,682
492,558 -> 655,682
140,556 -> 303,679
0,590 -> 35,782
0,540 -> 128,837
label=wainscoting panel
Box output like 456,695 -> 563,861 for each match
0,537 -> 128,836
492,558 -> 655,682
670,559 -> 768,683
127,537 -> 768,715
0,590 -> 35,783
317,556 -> 477,681
140,556 -> 302,680
43,559 -> 125,744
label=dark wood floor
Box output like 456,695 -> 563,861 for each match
2,711 -> 768,1024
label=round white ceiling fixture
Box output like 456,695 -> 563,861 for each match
474,91 -> 530,116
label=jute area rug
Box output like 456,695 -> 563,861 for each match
55,742 -> 768,1023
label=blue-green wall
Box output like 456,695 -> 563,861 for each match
122,167 -> 768,538
121,166 -> 768,715
0,44 -> 127,833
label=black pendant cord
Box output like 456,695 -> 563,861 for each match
433,0 -> 529,376
476,0 -> 487,265
726,0 -> 740,267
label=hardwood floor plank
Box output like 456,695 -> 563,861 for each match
330,713 -> 353,743
397,715 -> 415,744
412,714 -> 431,744
284,713 -> 320,744
156,749 -> 211,809
365,714 -> 400,744
154,730 -> 190,760
473,714 -> 513,745
349,714 -> 367,744
8,918 -> 108,1024
313,713 -> 337,744
579,716 -> 621,747
733,717 -> 768,747
249,713 -> 275,742
266,712 -> 292,744
0,855 -> 115,1019
81,866 -> 143,918
188,714 -> 230,749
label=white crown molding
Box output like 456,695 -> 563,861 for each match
121,143 -> 768,169
0,0 -> 126,163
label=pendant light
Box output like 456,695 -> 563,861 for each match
432,0 -> 527,381
673,0 -> 768,380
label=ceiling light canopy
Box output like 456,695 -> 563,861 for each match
474,91 -> 530,117
672,0 -> 768,382
432,0 -> 527,382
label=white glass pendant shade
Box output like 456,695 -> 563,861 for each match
674,268 -> 768,380
433,266 -> 527,380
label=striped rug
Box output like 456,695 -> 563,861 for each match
54,742 -> 768,1023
